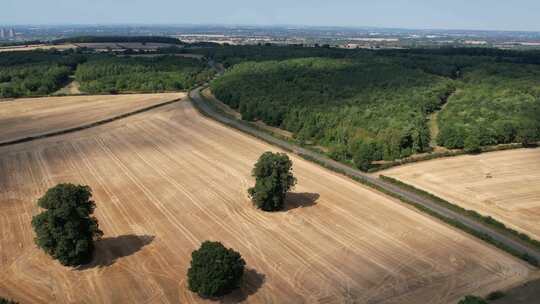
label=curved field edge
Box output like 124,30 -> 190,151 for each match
190,86 -> 540,268
367,142 -> 538,172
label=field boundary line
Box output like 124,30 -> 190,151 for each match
379,175 -> 540,261
0,95 -> 186,147
189,85 -> 540,267
367,142 -> 537,172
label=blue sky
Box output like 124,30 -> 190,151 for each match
3,0 -> 540,31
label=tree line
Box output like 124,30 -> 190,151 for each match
0,50 -> 85,98
438,62 -> 540,149
52,36 -> 184,45
74,55 -> 214,93
0,50 -> 214,97
208,46 -> 540,170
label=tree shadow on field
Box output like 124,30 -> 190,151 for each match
77,234 -> 155,270
219,268 -> 266,303
283,192 -> 320,211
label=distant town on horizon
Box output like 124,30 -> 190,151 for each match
2,24 -> 540,50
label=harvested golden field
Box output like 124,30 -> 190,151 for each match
0,44 -> 77,52
382,149 -> 540,241
0,93 -> 185,144
0,101 -> 534,303
75,42 -> 178,51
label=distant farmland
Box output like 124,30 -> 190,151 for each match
382,148 -> 540,240
0,98 -> 533,303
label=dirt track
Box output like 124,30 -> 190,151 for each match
0,100 -> 534,303
382,149 -> 540,240
0,93 -> 185,144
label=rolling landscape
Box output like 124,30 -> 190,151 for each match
1,2 -> 540,304
0,94 -> 535,303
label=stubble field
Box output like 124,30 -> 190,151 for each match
0,93 -> 185,144
381,149 -> 540,241
0,98 -> 534,303
0,44 -> 78,53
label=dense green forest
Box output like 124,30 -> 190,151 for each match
0,50 -> 85,98
75,55 -> 214,93
209,46 -> 540,170
211,57 -> 455,167
191,44 -> 355,67
438,63 -> 540,148
0,50 -> 214,97
2,44 -> 539,171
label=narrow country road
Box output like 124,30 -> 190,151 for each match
189,86 -> 540,264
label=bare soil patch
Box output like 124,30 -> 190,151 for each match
53,78 -> 82,95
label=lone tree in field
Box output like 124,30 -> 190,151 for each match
248,152 -> 297,211
31,183 -> 103,266
187,241 -> 245,298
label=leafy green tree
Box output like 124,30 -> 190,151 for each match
75,55 -> 214,94
248,152 -> 297,211
486,291 -> 505,301
458,295 -> 487,304
187,241 -> 245,297
328,145 -> 351,162
31,183 -> 103,266
517,122 -> 539,147
0,50 -> 85,98
464,132 -> 481,153
437,125 -> 466,149
353,140 -> 381,171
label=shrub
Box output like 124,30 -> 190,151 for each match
458,295 -> 487,304
464,132 -> 481,153
517,124 -> 539,147
248,152 -> 297,211
353,140 -> 381,171
486,291 -> 505,301
187,241 -> 245,297
31,183 -> 103,266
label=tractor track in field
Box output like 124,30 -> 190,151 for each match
189,85 -> 540,266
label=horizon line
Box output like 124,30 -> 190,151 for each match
1,23 -> 540,34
